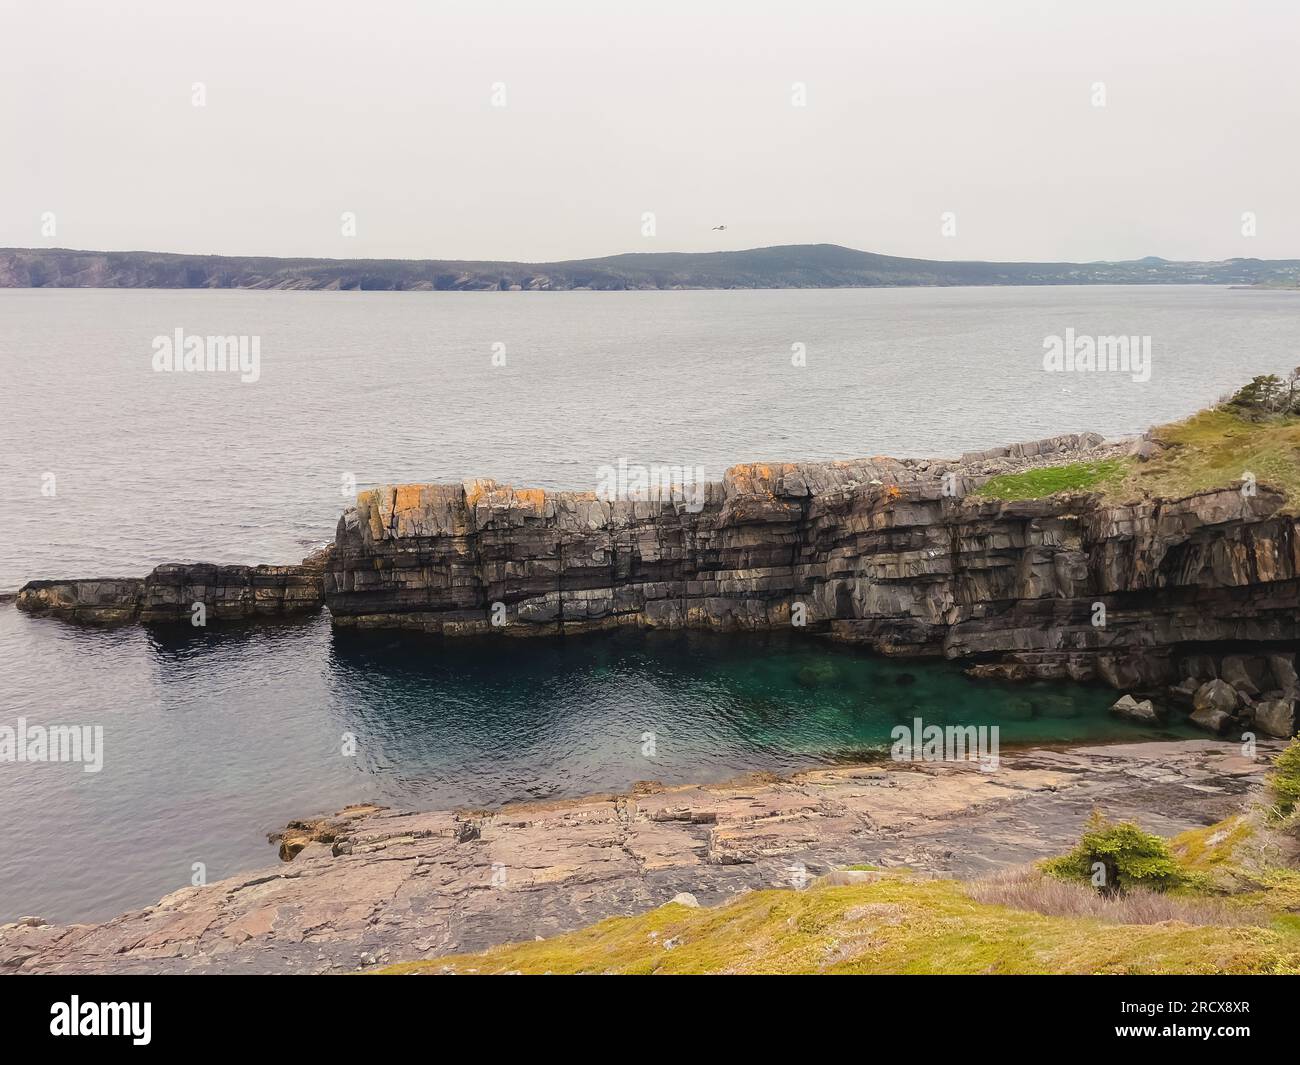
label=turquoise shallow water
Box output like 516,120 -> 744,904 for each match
0,608 -> 1197,924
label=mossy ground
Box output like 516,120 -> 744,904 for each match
973,406 -> 1300,508
1124,408 -> 1300,508
378,874 -> 1300,976
1171,813 -> 1300,919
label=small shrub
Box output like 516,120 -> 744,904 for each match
1041,810 -> 1183,894
1269,738 -> 1300,820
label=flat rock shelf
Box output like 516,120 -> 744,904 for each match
0,739 -> 1272,974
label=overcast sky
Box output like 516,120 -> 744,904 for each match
2,0 -> 1297,263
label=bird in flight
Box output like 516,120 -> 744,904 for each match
712,225 -> 727,231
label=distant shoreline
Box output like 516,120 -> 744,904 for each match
4,243 -> 1299,292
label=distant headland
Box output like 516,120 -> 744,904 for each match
3,244 -> 1299,291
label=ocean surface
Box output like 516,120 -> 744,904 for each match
1,284 -> 1295,923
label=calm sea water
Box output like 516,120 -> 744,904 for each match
0,285 -> 1293,923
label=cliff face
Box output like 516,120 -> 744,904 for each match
16,433 -> 1300,711
326,456 -> 1300,695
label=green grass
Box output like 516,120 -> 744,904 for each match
974,458 -> 1130,501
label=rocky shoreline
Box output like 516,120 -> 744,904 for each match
0,738 -> 1274,974
9,417 -> 1299,973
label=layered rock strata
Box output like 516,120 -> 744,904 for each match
16,552 -> 328,623
16,427 -> 1300,726
324,443 -> 1300,709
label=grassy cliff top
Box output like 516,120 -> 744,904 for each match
974,406 -> 1300,509
1131,407 -> 1300,504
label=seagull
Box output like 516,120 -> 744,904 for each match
712,225 -> 727,231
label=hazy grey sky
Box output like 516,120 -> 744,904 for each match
2,0 -> 1297,263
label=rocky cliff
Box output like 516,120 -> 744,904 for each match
322,440 -> 1300,733
326,456 -> 1296,655
17,430 -> 1300,734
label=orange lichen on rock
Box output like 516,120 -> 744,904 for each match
462,479 -> 497,509
393,484 -> 425,518
514,488 -> 547,512
725,462 -> 782,499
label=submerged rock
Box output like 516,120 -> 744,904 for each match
795,663 -> 837,688
1001,698 -> 1038,721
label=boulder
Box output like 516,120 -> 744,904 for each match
1189,706 -> 1235,735
1194,679 -> 1240,716
1221,655 -> 1266,696
1130,438 -> 1165,462
1179,655 -> 1219,681
1167,677 -> 1199,708
1096,653 -> 1174,691
1253,698 -> 1297,739
1267,653 -> 1299,692
1109,695 -> 1163,724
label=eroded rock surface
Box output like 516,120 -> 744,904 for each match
0,740 -> 1273,974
